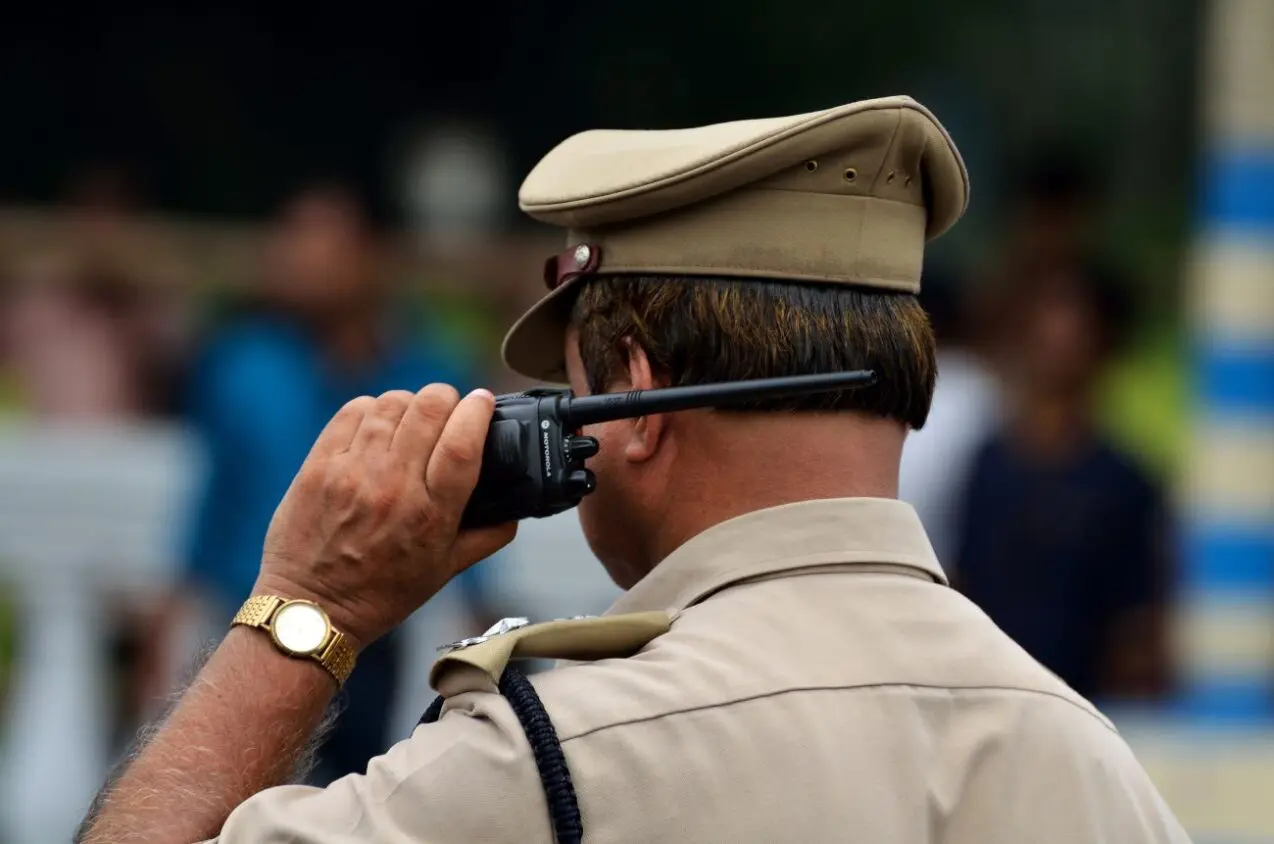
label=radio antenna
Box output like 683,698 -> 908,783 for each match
561,370 -> 877,428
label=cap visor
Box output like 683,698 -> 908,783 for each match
500,275 -> 584,382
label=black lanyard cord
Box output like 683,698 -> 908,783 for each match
419,666 -> 583,843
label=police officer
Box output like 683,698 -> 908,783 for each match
78,96 -> 1191,843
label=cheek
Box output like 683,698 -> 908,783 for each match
576,424 -> 625,529
578,423 -> 621,499
576,493 -> 607,552
576,455 -> 639,587
575,459 -> 616,572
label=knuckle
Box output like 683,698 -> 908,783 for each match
326,467 -> 360,502
419,382 -> 461,408
377,389 -> 415,410
410,384 -> 461,424
360,414 -> 396,437
294,465 -> 324,495
437,436 -> 479,467
343,395 -> 376,414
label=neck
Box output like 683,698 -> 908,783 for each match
1011,387 -> 1093,459
641,413 -> 906,570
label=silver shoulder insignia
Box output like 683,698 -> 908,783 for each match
437,616 -> 531,654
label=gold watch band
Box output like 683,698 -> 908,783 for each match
233,594 -> 284,628
232,595 -> 357,687
318,630 -> 358,687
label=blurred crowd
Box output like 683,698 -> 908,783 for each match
0,152 -> 1178,785
902,156 -> 1174,705
0,168 -> 528,786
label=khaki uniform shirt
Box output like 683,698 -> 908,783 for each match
216,498 -> 1190,843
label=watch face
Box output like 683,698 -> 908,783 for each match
271,601 -> 330,655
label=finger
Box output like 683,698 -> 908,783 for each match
424,388 -> 496,511
349,390 -> 416,452
391,383 -> 462,471
451,522 -> 518,570
308,395 -> 375,459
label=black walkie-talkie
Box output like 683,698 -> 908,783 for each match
459,370 -> 877,528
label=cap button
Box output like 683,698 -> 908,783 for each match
573,244 -> 592,268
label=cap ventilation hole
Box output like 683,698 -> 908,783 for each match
886,171 -> 896,184
804,160 -> 819,172
843,168 -> 858,183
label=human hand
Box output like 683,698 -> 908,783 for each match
254,385 -> 517,650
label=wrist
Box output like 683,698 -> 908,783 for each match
250,574 -> 368,654
234,589 -> 361,687
225,625 -> 338,695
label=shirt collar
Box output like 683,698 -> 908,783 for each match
606,497 -> 948,616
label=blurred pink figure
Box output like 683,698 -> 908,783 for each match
0,255 -> 146,419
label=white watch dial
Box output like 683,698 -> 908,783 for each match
271,602 -> 330,655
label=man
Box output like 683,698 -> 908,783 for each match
139,183 -> 492,784
78,96 -> 1189,843
955,258 -> 1173,702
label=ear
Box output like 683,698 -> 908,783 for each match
620,339 -> 669,464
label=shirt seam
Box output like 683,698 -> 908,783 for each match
558,682 -> 1116,743
669,551 -> 945,611
684,562 -> 940,610
611,551 -> 945,616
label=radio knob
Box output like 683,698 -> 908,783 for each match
565,435 -> 599,461
563,469 -> 596,496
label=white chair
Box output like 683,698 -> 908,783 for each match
0,421 -> 200,844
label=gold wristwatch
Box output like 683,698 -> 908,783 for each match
232,595 -> 357,687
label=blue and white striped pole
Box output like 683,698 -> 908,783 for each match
1180,0 -> 1274,722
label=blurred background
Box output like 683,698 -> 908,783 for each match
0,2 -> 1270,842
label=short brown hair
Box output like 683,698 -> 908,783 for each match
570,275 -> 937,429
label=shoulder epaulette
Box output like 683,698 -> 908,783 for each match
429,611 -> 672,694
417,611 -> 672,844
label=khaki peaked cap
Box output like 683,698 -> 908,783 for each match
502,95 -> 970,381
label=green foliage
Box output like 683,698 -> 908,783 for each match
1096,324 -> 1188,486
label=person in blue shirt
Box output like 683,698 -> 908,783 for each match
954,257 -> 1173,704
146,183 -> 492,783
